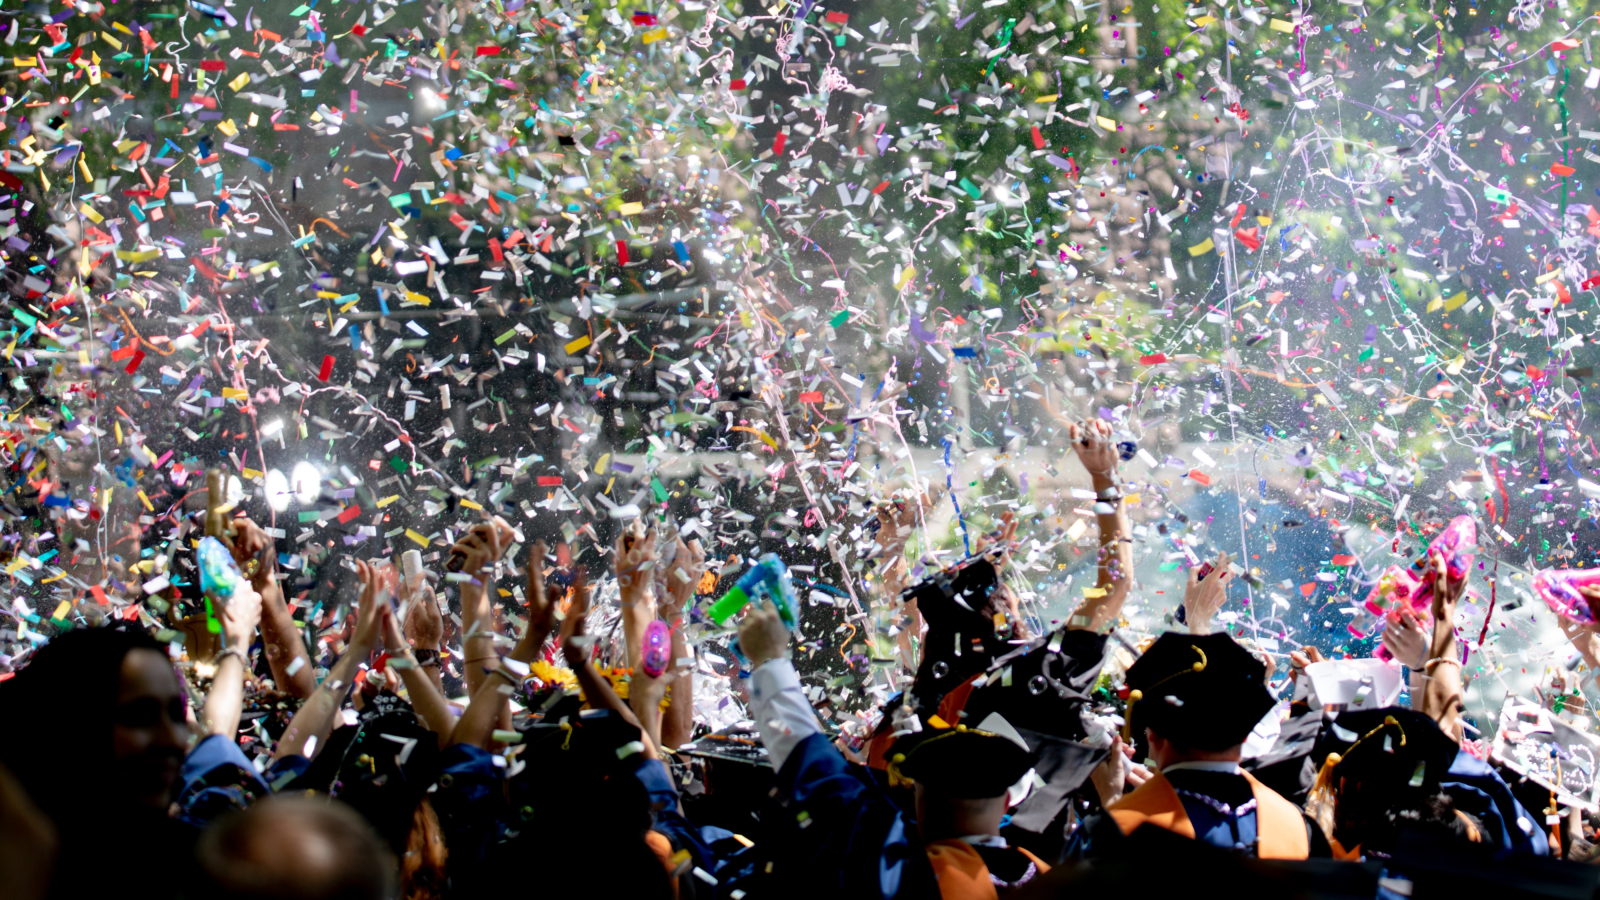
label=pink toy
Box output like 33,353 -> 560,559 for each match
1534,568 -> 1600,626
1368,515 -> 1476,661
641,618 -> 672,679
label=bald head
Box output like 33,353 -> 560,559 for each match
197,796 -> 394,900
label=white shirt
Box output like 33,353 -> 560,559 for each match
1161,760 -> 1243,775
746,658 -> 822,772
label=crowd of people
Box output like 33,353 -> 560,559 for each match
2,421 -> 1598,900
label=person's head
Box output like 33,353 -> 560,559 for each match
0,625 -> 188,825
1306,708 -> 1468,856
196,795 -> 395,900
889,713 -> 1036,840
1123,632 -> 1274,767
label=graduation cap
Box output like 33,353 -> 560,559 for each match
1316,707 -> 1460,794
897,547 -> 1013,715
1123,632 -> 1275,751
886,712 -> 1037,799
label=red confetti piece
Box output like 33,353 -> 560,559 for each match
1186,469 -> 1211,487
1582,275 -> 1600,292
772,131 -> 787,155
871,180 -> 890,194
798,392 -> 824,403
1030,126 -> 1045,150
730,78 -> 747,90
336,504 -> 362,524
1331,555 -> 1357,566
536,475 -> 563,486
199,60 -> 226,71
317,355 -> 335,382
475,45 -> 501,56
1139,353 -> 1168,365
616,241 -> 630,265
350,24 -> 367,35
825,10 -> 848,22
1552,162 -> 1577,177
124,349 -> 145,374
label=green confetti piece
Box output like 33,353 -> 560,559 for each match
651,477 -> 669,503
494,328 -> 518,345
829,309 -> 850,328
958,177 -> 982,200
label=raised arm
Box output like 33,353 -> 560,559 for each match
204,581 -> 263,737
274,560 -> 383,760
380,585 -> 458,744
400,571 -> 447,699
737,596 -> 819,773
1183,552 -> 1232,636
1420,552 -> 1465,741
657,536 -> 706,750
454,518 -> 515,730
1068,420 -> 1132,633
616,519 -> 659,675
509,540 -> 558,667
229,518 -> 314,698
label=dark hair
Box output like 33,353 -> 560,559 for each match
0,625 -> 169,827
196,795 -> 396,900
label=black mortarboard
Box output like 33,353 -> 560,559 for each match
897,547 -> 1013,714
1321,707 -> 1460,792
1124,632 -> 1274,751
887,712 -> 1037,799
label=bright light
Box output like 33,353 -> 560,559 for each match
291,461 -> 321,505
224,474 -> 245,506
264,469 -> 291,512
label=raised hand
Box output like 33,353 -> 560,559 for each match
1381,607 -> 1429,670
451,516 -> 514,578
350,559 -> 388,652
559,567 -> 592,668
1070,419 -> 1120,479
401,571 -> 443,649
225,517 -> 277,588
736,596 -> 792,670
1184,552 -> 1232,636
659,536 -> 706,622
524,540 -> 560,637
216,582 -> 263,655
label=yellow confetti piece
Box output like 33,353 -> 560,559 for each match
137,490 -> 154,511
1536,269 -> 1562,285
79,203 -> 103,224
1188,237 -> 1215,257
51,600 -> 71,620
376,494 -> 399,508
1082,585 -> 1107,598
404,529 -> 430,547
594,453 -> 611,474
1034,94 -> 1058,103
228,71 -> 250,92
564,334 -> 592,355
221,387 -> 248,400
617,201 -> 645,215
1269,17 -> 1296,31
1194,15 -> 1217,26
1443,291 -> 1469,311
459,498 -> 484,510
102,30 -> 124,47
1426,296 -> 1444,313
895,265 -> 917,290
641,26 -> 669,43
5,557 -> 27,574
1095,116 -> 1117,130
217,118 -> 238,137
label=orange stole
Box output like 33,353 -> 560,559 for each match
1107,770 -> 1309,859
926,839 -> 1051,900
